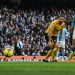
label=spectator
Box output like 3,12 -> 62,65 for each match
0,7 -> 74,56
15,37 -> 23,55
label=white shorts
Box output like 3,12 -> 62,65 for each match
57,41 -> 65,48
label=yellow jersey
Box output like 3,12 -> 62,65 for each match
45,19 -> 65,36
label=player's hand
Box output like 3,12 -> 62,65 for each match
56,42 -> 60,48
48,41 -> 53,47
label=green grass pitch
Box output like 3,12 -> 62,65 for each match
0,62 -> 75,75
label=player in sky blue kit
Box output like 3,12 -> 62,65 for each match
56,26 -> 69,61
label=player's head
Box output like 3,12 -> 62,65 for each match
58,16 -> 65,25
59,17 -> 65,22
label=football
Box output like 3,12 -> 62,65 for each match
3,48 -> 13,57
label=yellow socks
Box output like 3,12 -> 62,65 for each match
52,48 -> 58,60
68,52 -> 73,60
45,50 -> 52,59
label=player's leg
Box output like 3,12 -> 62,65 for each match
61,48 -> 65,61
43,33 -> 51,62
51,36 -> 58,62
68,51 -> 73,60
43,49 -> 53,62
56,50 -> 60,60
56,42 -> 60,60
43,43 -> 54,62
45,49 -> 52,59
61,42 -> 65,61
43,34 -> 54,62
52,47 -> 58,61
68,39 -> 74,60
67,44 -> 73,60
43,41 -> 54,62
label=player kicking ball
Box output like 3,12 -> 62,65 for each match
43,17 -> 65,63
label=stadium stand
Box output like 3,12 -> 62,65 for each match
0,0 -> 75,56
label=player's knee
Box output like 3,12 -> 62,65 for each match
53,48 -> 58,54
48,50 -> 52,54
68,51 -> 73,60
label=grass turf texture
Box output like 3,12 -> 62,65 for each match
0,62 -> 75,75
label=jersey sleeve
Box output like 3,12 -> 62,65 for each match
62,22 -> 65,27
45,22 -> 54,33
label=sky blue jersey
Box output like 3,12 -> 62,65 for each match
57,27 -> 69,42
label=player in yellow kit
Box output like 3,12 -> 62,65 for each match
43,17 -> 65,62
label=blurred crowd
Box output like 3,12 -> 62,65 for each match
0,7 -> 74,56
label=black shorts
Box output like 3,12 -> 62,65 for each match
51,36 -> 57,44
45,33 -> 57,44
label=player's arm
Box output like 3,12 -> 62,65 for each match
45,22 -> 54,41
